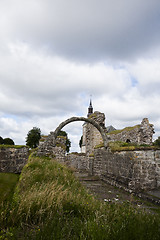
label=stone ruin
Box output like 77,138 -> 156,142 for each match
81,111 -> 155,155
34,103 -> 160,193
37,132 -> 66,163
107,118 -> 155,146
1,100 -> 159,193
37,116 -> 108,160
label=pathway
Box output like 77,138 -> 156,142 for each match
74,171 -> 160,213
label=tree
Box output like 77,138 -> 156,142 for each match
26,127 -> 41,148
154,136 -> 160,147
57,130 -> 71,153
3,138 -> 14,145
0,136 -> 3,144
79,135 -> 83,148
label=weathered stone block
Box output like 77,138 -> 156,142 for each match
0,147 -> 29,173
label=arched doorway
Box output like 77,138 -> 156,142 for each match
53,116 -> 108,148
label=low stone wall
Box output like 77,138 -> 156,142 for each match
46,143 -> 160,192
0,146 -> 29,173
92,148 -> 160,192
66,153 -> 88,170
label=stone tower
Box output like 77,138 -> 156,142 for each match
81,100 -> 105,154
87,99 -> 93,117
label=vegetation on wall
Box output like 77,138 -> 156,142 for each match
57,130 -> 71,153
88,112 -> 98,119
93,141 -> 160,152
108,141 -> 159,152
108,125 -> 140,135
0,145 -> 27,149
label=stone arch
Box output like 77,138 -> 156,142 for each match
52,116 -> 108,148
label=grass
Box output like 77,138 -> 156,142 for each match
94,143 -> 104,149
69,152 -> 86,156
108,125 -> 140,135
0,173 -> 19,203
108,141 -> 159,152
0,145 -> 28,149
93,141 -> 159,152
1,154 -> 160,239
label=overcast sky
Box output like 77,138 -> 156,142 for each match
1,0 -> 160,151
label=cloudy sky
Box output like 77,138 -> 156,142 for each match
1,0 -> 160,151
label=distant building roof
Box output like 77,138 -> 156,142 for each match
106,125 -> 116,133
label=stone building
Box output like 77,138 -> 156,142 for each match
81,100 -> 105,154
81,101 -> 155,155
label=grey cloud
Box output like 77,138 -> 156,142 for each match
5,0 -> 160,62
1,0 -> 160,62
0,43 -> 133,118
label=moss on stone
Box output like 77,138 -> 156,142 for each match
88,112 -> 97,119
69,152 -> 86,156
94,143 -> 104,149
108,141 -> 158,152
56,143 -> 66,151
108,125 -> 140,135
0,145 -> 28,149
57,136 -> 67,139
89,153 -> 94,157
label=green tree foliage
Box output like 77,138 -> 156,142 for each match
79,135 -> 83,148
0,136 -> 3,144
26,127 -> 41,148
154,136 -> 160,146
57,130 -> 71,153
0,136 -> 15,145
3,138 -> 14,145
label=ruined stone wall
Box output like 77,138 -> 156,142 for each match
107,118 -> 154,145
92,148 -> 160,191
37,134 -> 66,162
0,146 -> 29,173
66,153 -> 88,170
107,126 -> 140,143
82,110 -> 155,155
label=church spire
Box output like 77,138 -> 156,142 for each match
87,98 -> 93,117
